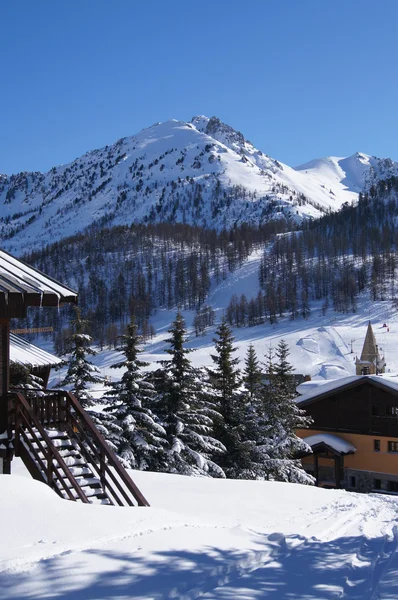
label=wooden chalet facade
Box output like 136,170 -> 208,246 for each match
0,249 -> 77,473
0,249 -> 149,506
297,375 -> 398,493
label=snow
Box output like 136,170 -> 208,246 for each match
302,433 -> 356,454
2,460 -> 398,598
297,375 -> 398,405
295,152 -> 398,199
0,249 -> 77,299
10,333 -> 61,367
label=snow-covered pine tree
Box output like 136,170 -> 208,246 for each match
262,340 -> 314,484
10,362 -> 45,393
208,319 -> 251,478
104,316 -> 167,471
155,311 -> 225,477
239,344 -> 274,479
60,307 -> 103,408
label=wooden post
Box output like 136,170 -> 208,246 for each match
99,449 -> 106,490
314,454 -> 319,486
0,319 -> 11,473
335,456 -> 342,489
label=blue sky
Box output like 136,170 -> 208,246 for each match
1,0 -> 398,174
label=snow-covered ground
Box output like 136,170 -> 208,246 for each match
2,460 -> 398,599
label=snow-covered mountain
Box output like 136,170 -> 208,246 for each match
295,152 -> 398,196
1,115 -> 398,254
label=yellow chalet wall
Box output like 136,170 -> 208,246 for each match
297,428 -> 398,476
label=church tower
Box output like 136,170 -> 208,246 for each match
355,322 -> 386,375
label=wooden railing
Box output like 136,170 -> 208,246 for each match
12,391 -> 89,502
10,390 -> 149,507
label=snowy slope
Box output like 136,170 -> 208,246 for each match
2,464 -> 398,599
50,245 -> 398,400
134,296 -> 398,383
295,152 -> 398,201
1,115 -> 397,254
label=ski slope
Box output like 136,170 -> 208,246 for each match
77,248 -> 398,391
2,462 -> 398,599
46,241 -> 398,400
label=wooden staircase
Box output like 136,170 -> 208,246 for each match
9,390 -> 149,506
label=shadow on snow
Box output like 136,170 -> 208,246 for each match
1,531 -> 397,600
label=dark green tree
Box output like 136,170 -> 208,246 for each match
208,319 -> 250,478
242,344 -> 263,402
155,312 -> 225,477
60,307 -> 103,408
104,316 -> 167,471
261,340 -> 314,484
239,344 -> 273,479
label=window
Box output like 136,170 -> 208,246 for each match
388,441 -> 398,452
372,405 -> 379,416
349,476 -> 356,488
374,479 -> 389,491
374,439 -> 381,452
386,406 -> 398,417
389,481 -> 398,492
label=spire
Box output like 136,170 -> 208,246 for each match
360,321 -> 378,364
355,321 -> 386,375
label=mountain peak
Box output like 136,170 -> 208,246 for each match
350,151 -> 371,162
190,115 -> 210,132
191,115 -> 246,148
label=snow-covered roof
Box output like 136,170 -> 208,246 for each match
297,376 -> 359,403
10,333 -> 62,367
0,249 -> 77,304
297,375 -> 398,405
302,433 -> 356,455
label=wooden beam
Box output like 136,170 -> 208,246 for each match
0,319 -> 11,473
335,456 -> 342,489
11,327 -> 53,334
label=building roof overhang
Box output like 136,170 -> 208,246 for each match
0,249 -> 77,317
297,375 -> 398,408
10,333 -> 62,368
300,433 -> 356,457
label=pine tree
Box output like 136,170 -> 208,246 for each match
262,340 -> 314,484
60,307 -> 103,408
243,344 -> 263,402
104,316 -> 167,471
209,319 -> 240,419
155,312 -> 225,477
239,344 -> 273,479
208,319 -> 250,478
10,362 -> 45,394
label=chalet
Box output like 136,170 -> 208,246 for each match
297,374 -> 398,493
295,322 -> 398,493
0,249 -> 148,506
